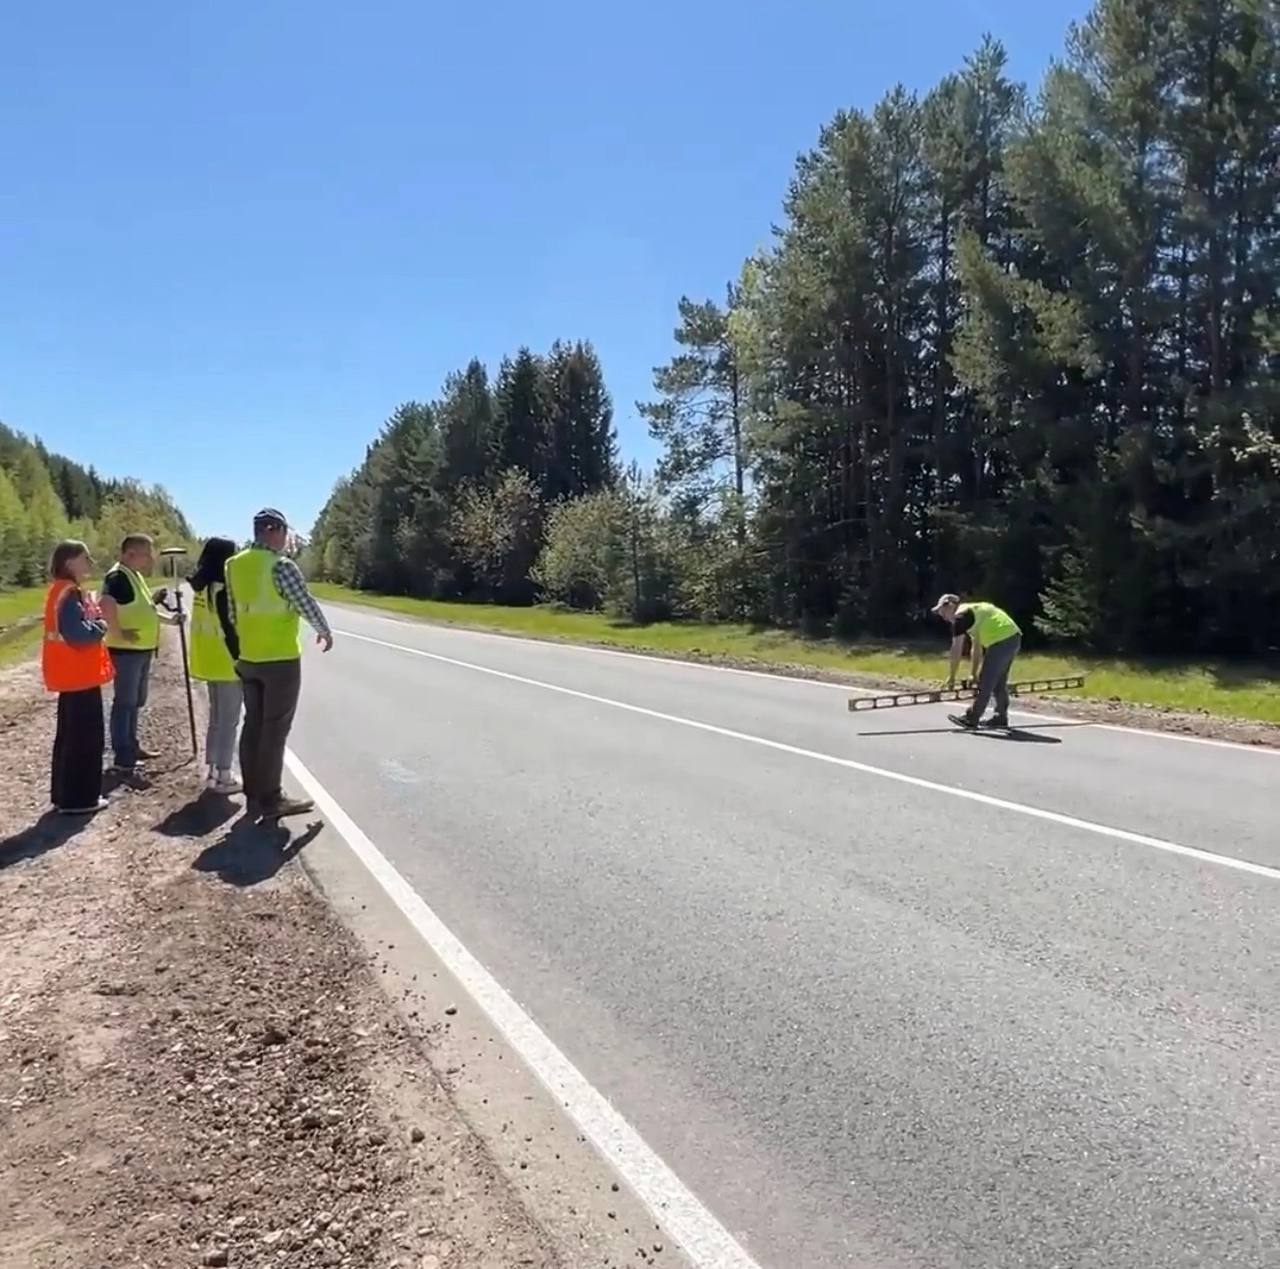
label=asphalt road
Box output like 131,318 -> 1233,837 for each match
290,604 -> 1279,1269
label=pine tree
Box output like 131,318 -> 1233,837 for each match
437,359 -> 496,491
544,341 -> 617,501
640,293 -> 746,521
492,350 -> 550,487
359,403 -> 436,593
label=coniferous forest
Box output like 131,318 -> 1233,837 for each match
309,0 -> 1280,658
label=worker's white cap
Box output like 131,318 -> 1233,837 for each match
931,593 -> 960,614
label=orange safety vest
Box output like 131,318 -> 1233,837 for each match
42,580 -> 115,694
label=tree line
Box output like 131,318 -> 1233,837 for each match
0,423 -> 193,590
312,0 -> 1280,657
308,342 -> 619,605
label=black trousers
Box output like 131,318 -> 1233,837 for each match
51,687 -> 105,811
236,658 -> 302,808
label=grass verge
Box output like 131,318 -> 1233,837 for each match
0,624 -> 42,668
0,586 -> 45,668
312,584 -> 1280,726
0,585 -> 46,626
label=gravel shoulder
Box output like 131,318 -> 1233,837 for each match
0,639 -> 559,1269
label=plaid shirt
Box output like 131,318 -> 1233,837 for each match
271,555 -> 332,639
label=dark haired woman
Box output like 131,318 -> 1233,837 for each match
43,540 -> 114,814
189,537 -> 243,793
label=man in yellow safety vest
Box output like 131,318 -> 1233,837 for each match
100,533 -> 182,773
225,508 -> 333,821
931,594 -> 1022,731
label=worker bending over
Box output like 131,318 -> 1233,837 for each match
931,594 -> 1022,731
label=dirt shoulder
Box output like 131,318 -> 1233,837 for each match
0,641 -> 559,1269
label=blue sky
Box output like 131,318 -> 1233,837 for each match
1,0 -> 1089,537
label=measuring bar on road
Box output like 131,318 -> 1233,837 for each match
848,675 -> 1086,712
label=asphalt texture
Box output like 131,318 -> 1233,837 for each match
290,604 -> 1280,1269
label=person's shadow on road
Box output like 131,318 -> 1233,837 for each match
191,815 -> 322,887
0,811 -> 93,870
972,727 -> 1065,744
858,723 -> 1078,743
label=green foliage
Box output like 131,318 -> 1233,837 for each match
607,465 -> 678,624
309,340 -> 616,606
0,423 -> 192,591
0,467 -> 31,586
90,482 -> 193,566
534,489 -> 628,611
666,505 -> 768,624
450,468 -> 545,606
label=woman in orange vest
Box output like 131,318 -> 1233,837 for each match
43,540 -> 115,815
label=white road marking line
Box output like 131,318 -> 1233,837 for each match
332,604 -> 1279,758
333,603 -> 877,692
332,627 -> 1280,883
283,751 -> 763,1269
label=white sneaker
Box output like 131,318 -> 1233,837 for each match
212,772 -> 242,795
203,768 -> 217,790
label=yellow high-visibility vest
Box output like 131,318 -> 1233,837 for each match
956,601 -> 1020,648
104,564 -> 160,651
189,582 -> 237,682
225,547 -> 301,663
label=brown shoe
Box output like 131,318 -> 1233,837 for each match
259,796 -> 315,821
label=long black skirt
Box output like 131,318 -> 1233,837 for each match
51,687 -> 105,811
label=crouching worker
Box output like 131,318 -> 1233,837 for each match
931,594 -> 1022,731
43,540 -> 114,815
189,537 -> 244,794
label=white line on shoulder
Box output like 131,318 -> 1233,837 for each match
331,627 -> 1280,883
284,749 -> 765,1269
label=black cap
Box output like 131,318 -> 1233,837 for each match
253,507 -> 288,529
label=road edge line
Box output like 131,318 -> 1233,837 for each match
330,628 -> 1280,885
283,748 -> 765,1269
330,603 -> 1278,758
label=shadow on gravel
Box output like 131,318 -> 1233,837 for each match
0,811 -> 92,870
103,769 -> 152,795
191,817 -> 322,887
154,795 -> 240,838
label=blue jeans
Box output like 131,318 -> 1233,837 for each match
109,649 -> 153,768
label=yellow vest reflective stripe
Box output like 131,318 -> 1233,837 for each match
226,547 -> 301,663
957,601 -> 1020,648
104,565 -> 160,651
189,583 -> 237,682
